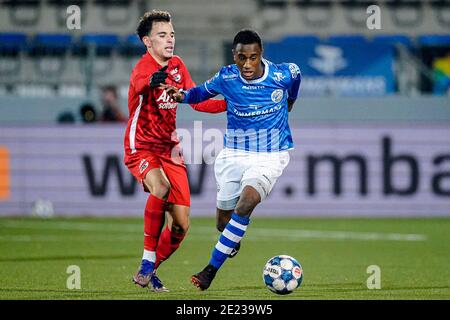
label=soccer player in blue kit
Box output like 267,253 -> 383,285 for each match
165,29 -> 301,290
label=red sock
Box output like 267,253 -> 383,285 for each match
143,195 -> 166,252
155,226 -> 186,269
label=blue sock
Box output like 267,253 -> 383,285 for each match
141,259 -> 155,276
209,213 -> 250,269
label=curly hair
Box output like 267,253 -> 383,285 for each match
136,10 -> 172,41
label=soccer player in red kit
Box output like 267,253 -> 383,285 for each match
124,10 -> 226,292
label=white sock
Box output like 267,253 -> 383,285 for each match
142,250 -> 156,263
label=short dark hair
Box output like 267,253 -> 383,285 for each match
232,29 -> 263,50
136,10 -> 172,41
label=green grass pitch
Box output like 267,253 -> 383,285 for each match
0,216 -> 449,300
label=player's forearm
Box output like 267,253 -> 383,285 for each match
182,85 -> 215,104
287,99 -> 295,112
190,99 -> 227,113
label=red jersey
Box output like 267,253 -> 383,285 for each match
124,52 -> 226,156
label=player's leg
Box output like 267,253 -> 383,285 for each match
133,167 -> 171,288
216,208 -> 233,232
191,149 -> 248,290
216,208 -> 241,258
209,186 -> 260,267
191,189 -> 257,291
150,156 -> 190,291
147,204 -> 189,292
191,151 -> 289,290
155,204 -> 189,268
216,150 -> 289,264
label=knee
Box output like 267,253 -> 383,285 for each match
235,195 -> 260,217
171,221 -> 189,234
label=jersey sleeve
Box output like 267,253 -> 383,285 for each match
180,61 -> 226,113
131,72 -> 151,95
284,63 -> 302,101
182,68 -> 224,104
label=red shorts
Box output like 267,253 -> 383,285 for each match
124,149 -> 190,207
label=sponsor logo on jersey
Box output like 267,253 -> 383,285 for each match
139,159 -> 149,174
288,63 -> 300,79
233,104 -> 283,117
272,72 -> 285,82
271,89 -> 284,103
222,73 -> 238,80
242,85 -> 266,90
206,72 -> 220,84
156,90 -> 178,109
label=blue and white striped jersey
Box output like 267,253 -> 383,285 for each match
182,58 -> 301,152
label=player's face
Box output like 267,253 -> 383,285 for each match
233,43 -> 263,80
144,21 -> 175,63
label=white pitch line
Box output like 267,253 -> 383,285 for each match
0,220 -> 427,242
249,228 -> 427,241
193,226 -> 427,242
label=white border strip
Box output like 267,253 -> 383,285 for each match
129,94 -> 143,154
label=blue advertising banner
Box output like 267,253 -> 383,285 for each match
264,41 -> 395,96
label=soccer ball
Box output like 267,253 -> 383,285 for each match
263,255 -> 303,295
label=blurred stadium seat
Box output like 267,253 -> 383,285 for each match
0,32 -> 28,53
29,33 -> 73,80
417,34 -> 450,46
74,34 -> 121,82
118,34 -> 146,57
32,33 -> 73,55
0,32 -> 27,79
95,0 -> 132,27
78,34 -> 120,55
3,0 -> 41,27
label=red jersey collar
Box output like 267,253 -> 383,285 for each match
145,50 -> 173,70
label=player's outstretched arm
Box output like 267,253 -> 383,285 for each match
163,83 -> 217,104
162,84 -> 226,113
190,99 -> 227,114
162,85 -> 185,101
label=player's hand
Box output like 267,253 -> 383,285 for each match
150,66 -> 168,88
161,84 -> 185,102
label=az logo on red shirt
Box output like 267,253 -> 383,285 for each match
170,67 -> 182,82
156,90 -> 178,109
156,90 -> 172,103
139,159 -> 149,174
